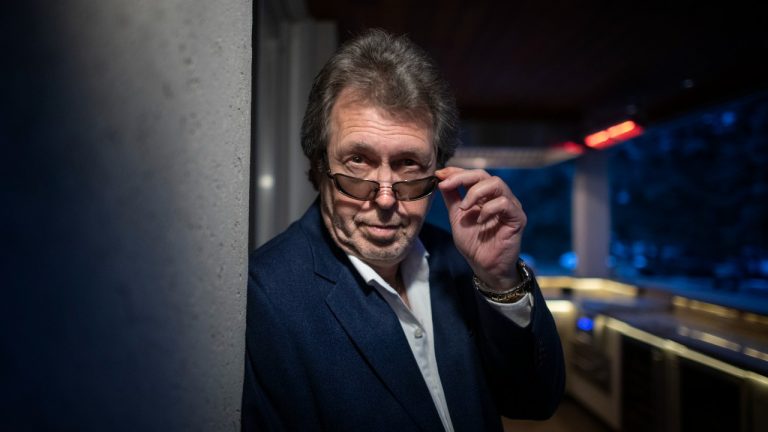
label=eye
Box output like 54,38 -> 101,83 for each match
343,154 -> 369,172
395,159 -> 422,171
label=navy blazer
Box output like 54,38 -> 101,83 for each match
242,200 -> 564,431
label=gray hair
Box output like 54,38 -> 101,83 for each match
300,29 -> 459,189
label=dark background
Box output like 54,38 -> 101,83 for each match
308,0 -> 768,142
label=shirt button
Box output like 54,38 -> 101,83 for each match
414,328 -> 424,339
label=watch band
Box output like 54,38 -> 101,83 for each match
473,259 -> 533,303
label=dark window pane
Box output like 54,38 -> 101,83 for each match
608,94 -> 768,294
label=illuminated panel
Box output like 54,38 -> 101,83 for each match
744,313 -> 768,326
604,317 -> 768,387
545,299 -> 575,313
744,347 -> 768,362
677,325 -> 742,352
537,276 -> 638,297
584,120 -> 643,149
672,296 -> 739,319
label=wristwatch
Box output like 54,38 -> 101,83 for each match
473,259 -> 533,303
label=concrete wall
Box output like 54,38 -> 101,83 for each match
1,1 -> 251,430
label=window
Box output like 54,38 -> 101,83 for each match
608,94 -> 768,293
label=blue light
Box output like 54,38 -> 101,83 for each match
616,190 -> 631,205
576,316 -> 594,332
760,259 -> 768,276
559,251 -> 578,271
721,111 -> 736,127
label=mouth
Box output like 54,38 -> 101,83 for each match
361,223 -> 401,241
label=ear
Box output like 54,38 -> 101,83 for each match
308,153 -> 328,190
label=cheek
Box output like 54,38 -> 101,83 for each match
323,187 -> 362,225
401,200 -> 431,221
334,205 -> 358,228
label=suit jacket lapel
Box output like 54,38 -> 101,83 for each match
426,237 -> 505,432
325,274 -> 443,431
301,202 -> 443,431
429,253 -> 482,432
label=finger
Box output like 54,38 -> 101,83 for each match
476,195 -> 527,231
435,166 -> 464,181
461,176 -> 514,210
437,167 -> 472,215
437,169 -> 491,196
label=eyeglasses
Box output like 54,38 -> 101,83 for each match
327,171 -> 438,201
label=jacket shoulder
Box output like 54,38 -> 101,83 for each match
247,219 -> 325,304
249,220 -> 311,272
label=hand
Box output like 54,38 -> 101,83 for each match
435,167 -> 527,291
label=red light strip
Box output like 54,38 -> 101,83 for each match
584,120 -> 643,149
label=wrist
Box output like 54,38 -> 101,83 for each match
473,259 -> 533,303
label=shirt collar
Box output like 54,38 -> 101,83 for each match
347,238 -> 429,296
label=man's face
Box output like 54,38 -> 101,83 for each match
320,89 -> 436,273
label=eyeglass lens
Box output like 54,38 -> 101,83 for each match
330,173 -> 437,201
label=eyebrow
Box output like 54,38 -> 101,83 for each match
343,141 -> 434,164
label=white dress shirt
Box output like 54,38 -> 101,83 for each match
347,238 -> 533,432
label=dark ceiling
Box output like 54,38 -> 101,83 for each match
307,0 -> 768,146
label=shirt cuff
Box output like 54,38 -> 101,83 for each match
480,292 -> 534,327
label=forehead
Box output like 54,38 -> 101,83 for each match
328,89 -> 435,157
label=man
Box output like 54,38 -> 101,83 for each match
243,29 -> 564,431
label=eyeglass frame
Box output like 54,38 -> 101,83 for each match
326,171 -> 439,202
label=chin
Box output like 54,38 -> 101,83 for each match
357,240 -> 410,265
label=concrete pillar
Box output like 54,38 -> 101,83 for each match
1,1 -> 251,430
572,151 -> 612,277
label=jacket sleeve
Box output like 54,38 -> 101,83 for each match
473,276 -> 566,420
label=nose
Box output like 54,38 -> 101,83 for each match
373,184 -> 397,209
371,166 -> 396,209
